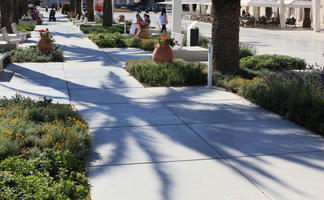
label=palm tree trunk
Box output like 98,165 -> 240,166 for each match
13,0 -> 19,24
211,0 -> 240,73
1,0 -> 14,33
103,0 -> 113,26
87,0 -> 94,21
18,0 -> 28,19
70,0 -> 76,18
76,0 -> 82,18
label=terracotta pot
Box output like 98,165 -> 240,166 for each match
118,15 -> 125,22
37,34 -> 53,52
137,27 -> 149,39
152,42 -> 173,63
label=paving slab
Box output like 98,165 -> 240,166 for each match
5,68 -> 65,80
76,102 -> 183,128
6,63 -> 64,70
87,159 -> 270,200
0,75 -> 67,90
166,100 -> 279,124
66,76 -> 143,89
64,67 -> 130,77
190,120 -> 324,158
63,61 -> 117,69
86,125 -> 221,166
229,151 -> 324,200
145,87 -> 243,102
102,48 -> 152,67
70,88 -> 156,104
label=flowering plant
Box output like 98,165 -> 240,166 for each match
38,28 -> 54,42
154,35 -> 175,48
138,22 -> 148,29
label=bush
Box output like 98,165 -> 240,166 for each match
17,23 -> 36,32
89,32 -> 127,48
0,95 -> 91,199
213,68 -> 324,136
139,39 -> 155,51
80,24 -> 128,34
240,54 -> 307,70
6,45 -> 64,63
126,59 -> 207,86
239,43 -> 256,59
0,95 -> 91,160
0,149 -> 89,200
241,71 -> 324,135
124,36 -> 141,47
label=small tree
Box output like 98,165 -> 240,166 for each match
103,0 -> 113,26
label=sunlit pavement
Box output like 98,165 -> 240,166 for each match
116,12 -> 324,66
1,10 -> 324,200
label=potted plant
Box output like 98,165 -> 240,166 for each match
152,34 -> 175,63
137,22 -> 149,39
37,28 -> 54,52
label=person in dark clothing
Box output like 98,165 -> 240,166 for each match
49,7 -> 56,22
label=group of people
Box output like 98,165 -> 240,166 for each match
134,7 -> 168,33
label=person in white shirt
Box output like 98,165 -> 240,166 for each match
159,8 -> 168,33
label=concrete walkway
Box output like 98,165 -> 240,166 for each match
1,12 -> 324,200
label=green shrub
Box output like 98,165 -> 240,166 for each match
239,44 -> 256,59
0,149 -> 89,200
124,36 -> 141,47
80,24 -> 128,34
16,23 -> 36,32
240,54 -> 307,70
89,32 -> 127,48
126,59 -> 207,86
139,39 -> 155,51
6,45 -> 64,63
240,71 -> 324,135
0,95 -> 91,160
0,95 -> 91,199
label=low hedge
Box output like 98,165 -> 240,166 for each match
126,59 -> 207,86
213,69 -> 324,136
6,45 -> 64,63
89,32 -> 127,48
0,95 -> 91,199
17,23 -> 36,32
240,54 -> 307,70
80,24 -> 130,34
89,32 -> 156,50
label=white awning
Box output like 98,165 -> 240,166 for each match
241,0 -> 280,7
285,0 -> 312,8
157,0 -> 312,7
241,0 -> 312,7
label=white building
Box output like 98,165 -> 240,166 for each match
170,0 -> 323,31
